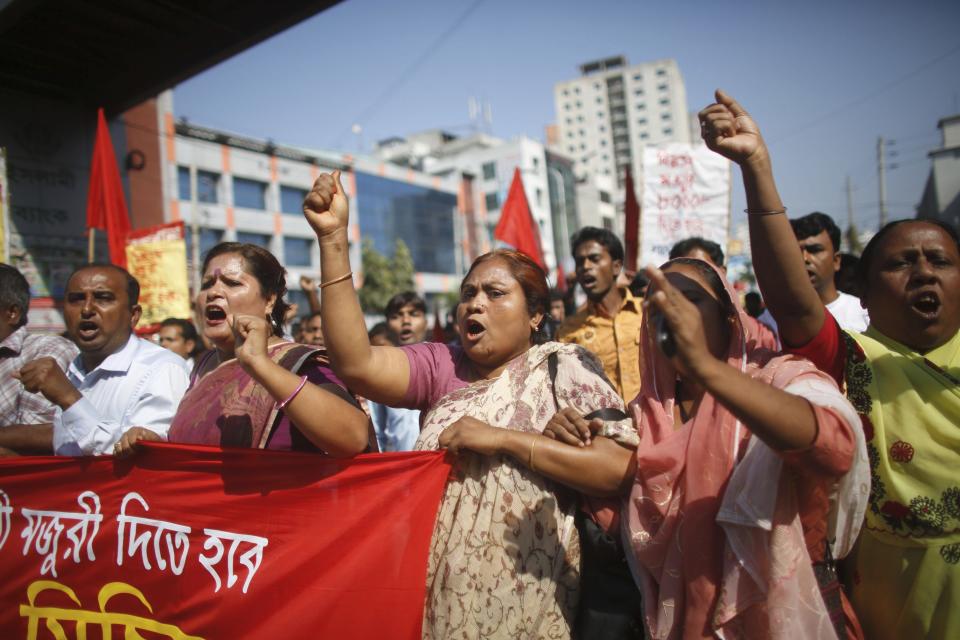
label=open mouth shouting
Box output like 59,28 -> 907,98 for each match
204,305 -> 228,326
464,317 -> 487,342
75,320 -> 100,342
579,273 -> 598,291
909,290 -> 942,321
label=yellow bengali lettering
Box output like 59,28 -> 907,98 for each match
19,580 -> 204,640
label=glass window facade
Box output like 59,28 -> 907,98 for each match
236,231 -> 271,248
485,192 -> 500,211
354,172 -> 456,274
197,171 -> 220,204
233,177 -> 267,210
186,228 -> 224,263
177,166 -> 190,201
280,185 -> 308,215
283,236 -> 313,267
481,162 -> 496,180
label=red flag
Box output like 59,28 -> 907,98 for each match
556,265 -> 567,293
432,305 -> 445,342
623,165 -> 640,273
86,107 -> 132,267
493,168 -> 545,268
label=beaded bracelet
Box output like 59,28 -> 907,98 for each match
275,375 -> 308,411
743,208 -> 787,216
319,271 -> 353,289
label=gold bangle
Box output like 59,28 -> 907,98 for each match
743,208 -> 787,216
528,436 -> 538,473
319,271 -> 353,289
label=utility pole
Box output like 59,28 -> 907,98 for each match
877,137 -> 888,230
845,175 -> 863,254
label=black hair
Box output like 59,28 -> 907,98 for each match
384,291 -> 426,317
160,317 -> 203,358
549,288 -> 565,302
0,263 -> 31,328
570,226 -> 624,263
856,219 -> 960,291
67,263 -> 140,307
202,243 -> 290,338
629,271 -> 650,298
368,321 -> 388,339
668,236 -> 725,268
301,311 -> 323,323
790,212 -> 842,253
662,257 -> 736,318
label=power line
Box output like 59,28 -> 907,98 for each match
771,43 -> 960,144
332,0 -> 488,148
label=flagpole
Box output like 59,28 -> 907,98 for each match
88,229 -> 95,263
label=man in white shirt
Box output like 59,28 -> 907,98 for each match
790,212 -> 870,332
9,264 -> 189,456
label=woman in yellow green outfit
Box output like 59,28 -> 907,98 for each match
697,88 -> 960,639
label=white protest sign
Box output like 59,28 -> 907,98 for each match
641,143 -> 730,267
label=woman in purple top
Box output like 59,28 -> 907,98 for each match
305,172 -> 640,639
116,242 -> 370,457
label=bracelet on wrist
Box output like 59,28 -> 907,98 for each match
275,375 -> 308,412
744,207 -> 787,216
319,271 -> 353,289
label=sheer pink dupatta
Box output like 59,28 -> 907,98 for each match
623,260 -> 860,640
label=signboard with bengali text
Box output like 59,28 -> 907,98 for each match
641,143 -> 731,267
125,222 -> 191,330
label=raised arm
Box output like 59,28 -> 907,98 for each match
232,315 -> 369,456
699,89 -> 824,346
299,275 -> 321,314
302,171 -> 411,404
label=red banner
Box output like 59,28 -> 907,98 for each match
0,444 -> 450,639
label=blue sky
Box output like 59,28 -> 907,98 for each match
175,0 -> 960,232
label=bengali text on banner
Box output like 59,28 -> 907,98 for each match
0,444 -> 451,639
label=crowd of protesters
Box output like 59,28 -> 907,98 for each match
0,89 -> 957,639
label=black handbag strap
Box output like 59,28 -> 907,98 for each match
547,351 -> 629,422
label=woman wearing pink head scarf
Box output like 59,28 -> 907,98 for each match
627,257 -> 869,639
548,256 -> 870,638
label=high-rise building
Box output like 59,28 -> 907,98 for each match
553,56 -> 691,194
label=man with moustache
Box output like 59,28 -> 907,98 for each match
558,227 -> 642,402
4,264 -> 189,456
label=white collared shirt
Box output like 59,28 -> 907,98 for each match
52,333 -> 190,456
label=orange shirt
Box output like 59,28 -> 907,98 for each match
557,288 -> 643,403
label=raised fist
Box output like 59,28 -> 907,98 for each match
698,90 -> 767,166
303,171 -> 349,239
